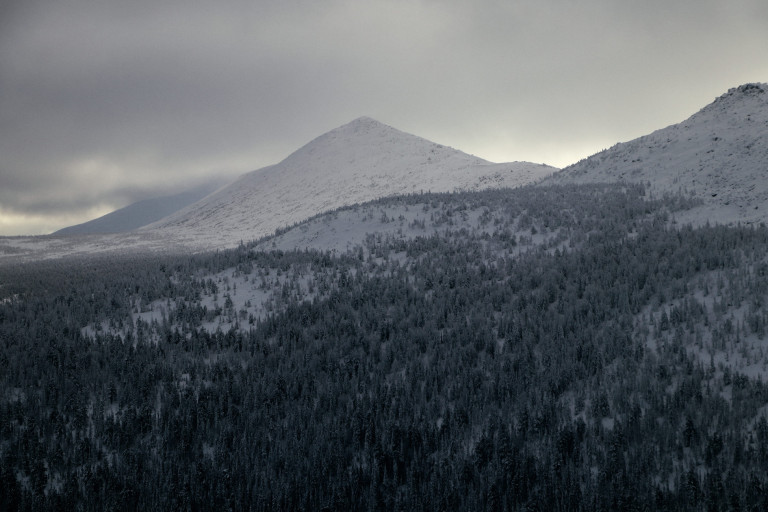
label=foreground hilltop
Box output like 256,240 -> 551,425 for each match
549,83 -> 768,224
145,117 -> 555,249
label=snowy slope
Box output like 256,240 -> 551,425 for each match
146,117 -> 556,249
0,117 -> 554,262
54,181 -> 225,235
548,83 -> 768,224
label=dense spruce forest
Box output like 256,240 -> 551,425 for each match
3,184 -> 768,510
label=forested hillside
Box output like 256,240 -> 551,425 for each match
3,184 -> 768,510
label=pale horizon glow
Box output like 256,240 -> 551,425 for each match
1,0 -> 767,235
0,205 -> 116,237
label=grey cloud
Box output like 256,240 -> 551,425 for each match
1,0 -> 767,234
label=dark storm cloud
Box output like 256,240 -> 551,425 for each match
1,0 -> 766,234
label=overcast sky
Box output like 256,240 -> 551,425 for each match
1,0 -> 767,235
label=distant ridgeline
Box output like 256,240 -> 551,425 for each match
3,184 -> 768,510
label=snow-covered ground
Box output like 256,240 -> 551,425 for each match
83,263 -> 321,342
146,116 -> 555,250
254,194 -> 564,255
641,264 -> 768,383
6,83 -> 768,263
80,193 -> 571,340
0,230 -> 185,263
0,117 -> 554,263
549,83 -> 768,226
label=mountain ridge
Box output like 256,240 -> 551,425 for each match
144,116 -> 556,249
0,116 -> 555,261
547,82 -> 768,224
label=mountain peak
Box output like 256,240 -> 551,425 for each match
703,82 -> 767,112
725,82 -> 766,97
280,116 -> 458,168
550,82 -> 768,224
146,117 -> 555,249
345,115 -> 385,127
326,116 -> 397,137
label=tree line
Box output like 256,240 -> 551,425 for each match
1,184 -> 768,510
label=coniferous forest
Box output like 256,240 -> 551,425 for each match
3,184 -> 768,510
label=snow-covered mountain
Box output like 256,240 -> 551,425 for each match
54,181 -> 224,235
146,116 -> 556,249
0,117 -> 554,261
548,83 -> 768,224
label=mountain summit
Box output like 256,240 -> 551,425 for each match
147,117 -> 555,248
549,83 -> 768,223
